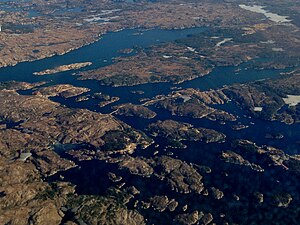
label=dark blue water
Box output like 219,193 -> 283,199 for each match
1,26 -> 299,224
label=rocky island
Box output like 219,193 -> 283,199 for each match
33,62 -> 92,76
147,120 -> 226,148
112,103 -> 157,119
33,84 -> 90,98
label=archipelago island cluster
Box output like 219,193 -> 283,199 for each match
0,0 -> 299,225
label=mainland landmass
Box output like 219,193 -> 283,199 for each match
0,0 -> 298,70
0,0 -> 300,225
